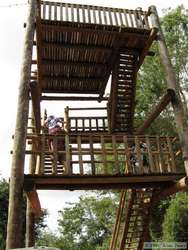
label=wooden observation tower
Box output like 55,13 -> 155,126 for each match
6,0 -> 188,249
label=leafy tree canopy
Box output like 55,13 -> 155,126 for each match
162,192 -> 188,244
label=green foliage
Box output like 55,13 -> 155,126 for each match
162,192 -> 188,244
57,193 -> 116,250
37,230 -> 60,247
0,179 -> 9,250
35,209 -> 48,241
37,193 -> 117,250
150,198 -> 171,241
0,178 -> 47,248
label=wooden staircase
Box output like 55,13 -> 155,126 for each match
108,50 -> 137,133
110,189 -> 154,250
38,135 -> 66,175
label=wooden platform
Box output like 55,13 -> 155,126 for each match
24,173 -> 185,190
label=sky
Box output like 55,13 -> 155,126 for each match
0,0 -> 188,232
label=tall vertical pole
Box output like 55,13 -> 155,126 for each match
149,6 -> 188,175
6,0 -> 37,249
26,200 -> 35,247
26,111 -> 36,247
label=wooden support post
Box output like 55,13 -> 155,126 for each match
146,136 -> 155,173
123,136 -> 132,174
64,106 -> 70,132
89,135 -> 95,175
136,27 -> 158,71
25,199 -> 35,247
153,177 -> 188,203
136,90 -> 174,134
65,134 -> 71,175
39,134 -> 45,175
156,136 -> 163,173
6,1 -> 37,249
25,187 -> 42,217
52,136 -> 58,175
150,6 -> 188,175
30,81 -> 41,134
77,136 -> 83,175
26,126 -> 36,247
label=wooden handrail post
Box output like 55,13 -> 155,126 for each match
64,106 -> 70,132
65,134 -> 71,175
149,5 -> 188,175
52,136 -> 58,175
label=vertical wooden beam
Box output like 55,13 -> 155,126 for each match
167,137 -> 176,173
39,133 -> 45,175
25,199 -> 35,247
150,6 -> 188,175
65,134 -> 71,175
64,106 -> 70,132
26,114 -> 36,247
112,135 -> 119,174
6,1 -> 37,249
123,136 -> 132,174
52,136 -> 58,175
89,135 -> 95,175
30,81 -> 41,134
146,136 -> 155,173
135,136 -> 143,174
156,136 -> 164,173
77,136 -> 83,175
101,135 -> 107,174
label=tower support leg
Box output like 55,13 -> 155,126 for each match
6,0 -> 37,249
26,199 -> 35,247
150,6 -> 188,175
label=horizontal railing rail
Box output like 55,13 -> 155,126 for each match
40,1 -> 151,29
26,134 -> 182,176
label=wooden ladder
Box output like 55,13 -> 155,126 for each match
109,50 -> 138,133
110,188 -> 154,250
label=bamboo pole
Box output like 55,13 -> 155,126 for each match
149,6 -> 188,175
6,0 -> 37,249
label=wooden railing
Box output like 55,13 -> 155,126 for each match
40,1 -> 151,29
65,107 -> 108,133
26,134 -> 182,176
69,116 -> 108,132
